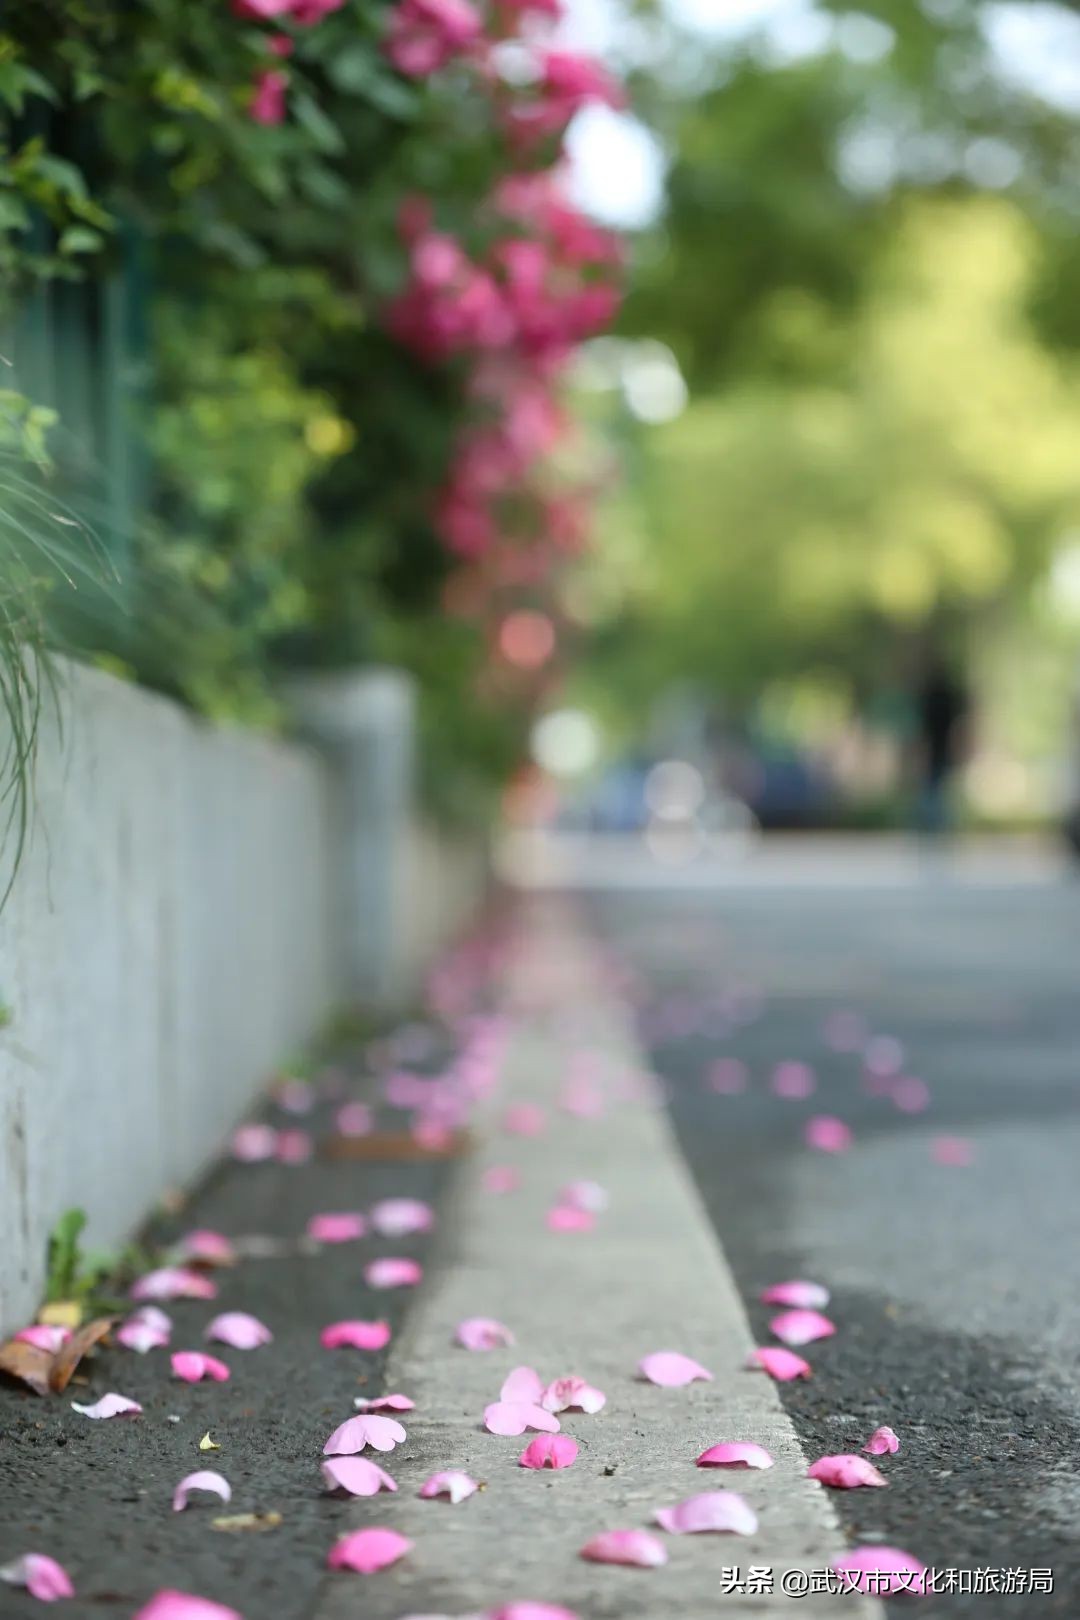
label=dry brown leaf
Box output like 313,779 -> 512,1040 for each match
0,1339 -> 53,1397
48,1317 -> 115,1393
324,1128 -> 472,1162
211,1512 -> 282,1534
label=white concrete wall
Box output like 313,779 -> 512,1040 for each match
0,661 -> 340,1332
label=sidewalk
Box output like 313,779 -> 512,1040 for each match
0,899 -> 881,1619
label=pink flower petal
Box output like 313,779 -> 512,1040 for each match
307,1213 -> 367,1243
809,1454 -> 888,1489
891,1076 -> 930,1113
335,1101 -> 373,1136
0,1553 -> 75,1602
482,1165 -> 520,1194
864,1035 -> 904,1076
560,1180 -> 608,1213
369,1198 -> 434,1237
230,1123 -> 277,1162
655,1490 -> 759,1535
131,1267 -> 216,1302
323,1414 -> 407,1454
932,1134 -> 975,1166
132,1593 -> 243,1620
13,1325 -> 71,1353
321,1319 -> 391,1351
275,1128 -> 312,1163
503,1103 -> 545,1136
176,1230 -> 236,1267
546,1205 -> 595,1233
759,1279 -> 830,1310
456,1316 -> 514,1350
484,1401 -> 561,1436
419,1469 -> 479,1503
748,1347 -> 812,1381
488,1607 -> 580,1620
864,1425 -> 900,1456
696,1442 -> 774,1470
638,1350 -> 713,1386
771,1060 -> 816,1099
326,1527 -> 412,1574
519,1434 -> 578,1469
708,1058 -> 748,1094
171,1352 -> 231,1384
501,1365 -> 544,1404
580,1529 -> 667,1568
770,1308 -> 835,1346
540,1376 -> 606,1414
172,1471 -> 231,1512
70,1393 -> 142,1419
805,1114 -> 853,1153
354,1392 -> 415,1412
832,1545 -> 927,1595
205,1312 -> 272,1350
365,1257 -> 422,1289
118,1307 -> 173,1354
321,1456 -> 397,1496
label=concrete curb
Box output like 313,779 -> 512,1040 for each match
317,899 -> 883,1618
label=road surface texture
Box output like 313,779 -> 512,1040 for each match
586,841 -> 1080,1617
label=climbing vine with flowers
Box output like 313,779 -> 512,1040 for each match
0,0 -> 624,800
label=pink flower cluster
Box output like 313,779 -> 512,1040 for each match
238,0 -> 346,125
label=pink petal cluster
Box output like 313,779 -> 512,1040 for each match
519,1434 -> 577,1469
131,1267 -> 217,1303
485,1367 -> 561,1435
540,1375 -> 605,1414
323,1414 -> 407,1454
384,0 -> 482,79
864,1424 -> 900,1455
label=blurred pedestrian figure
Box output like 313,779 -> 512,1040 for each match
915,656 -> 969,836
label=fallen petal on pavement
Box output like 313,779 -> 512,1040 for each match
365,1257 -> 423,1289
655,1490 -> 758,1535
804,1115 -> 853,1152
354,1393 -> 415,1411
307,1213 -> 366,1243
769,1308 -> 835,1346
759,1280 -> 830,1309
326,1528 -> 412,1574
696,1442 -> 774,1469
519,1434 -> 578,1469
172,1352 -> 231,1384
321,1320 -> 391,1351
419,1470 -> 479,1502
133,1591 -> 244,1619
173,1471 -> 231,1511
832,1546 -> 927,1594
131,1268 -> 217,1303
809,1454 -> 888,1489
370,1198 -> 434,1236
638,1350 -> 713,1386
748,1347 -> 811,1381
323,1414 -> 407,1454
456,1317 -> 514,1350
541,1376 -> 606,1414
864,1425 -> 900,1455
70,1393 -> 142,1419
484,1400 -> 560,1436
0,1553 -> 75,1602
580,1529 -> 668,1567
321,1456 -> 397,1496
205,1313 -> 272,1350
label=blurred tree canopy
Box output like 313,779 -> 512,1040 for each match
576,0 -> 1080,789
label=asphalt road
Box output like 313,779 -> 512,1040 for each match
588,853 -> 1080,1616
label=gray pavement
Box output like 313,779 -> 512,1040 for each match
587,843 -> 1080,1616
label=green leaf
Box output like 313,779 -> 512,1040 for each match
291,90 -> 346,155
58,224 -> 104,255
